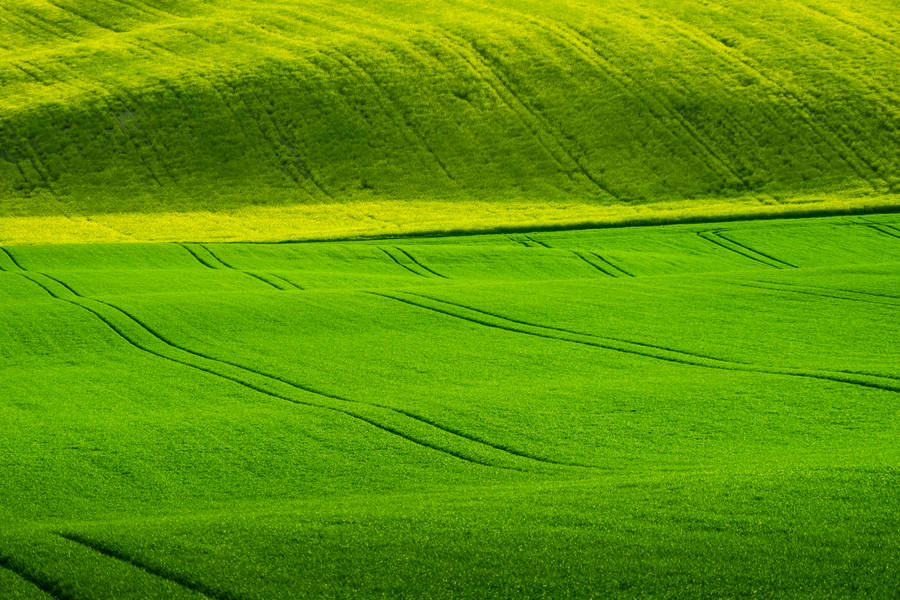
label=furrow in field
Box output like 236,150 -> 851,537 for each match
424,30 -> 576,187
393,247 -> 448,278
571,251 -> 615,277
178,243 -> 217,269
21,5 -> 78,39
550,19 -> 747,189
374,292 -> 900,394
42,0 -> 122,33
759,281 -> 900,301
239,271 -> 287,290
267,273 -> 304,290
658,11 -> 887,191
864,224 -> 900,241
0,554 -> 68,600
0,247 -> 26,271
17,272 -> 510,470
591,252 -> 634,277
384,405 -> 596,468
436,25 -> 617,197
0,6 -> 67,42
408,293 -> 752,364
245,80 -> 335,199
379,247 -> 428,278
791,1 -> 900,54
713,231 -> 798,268
737,281 -> 900,308
99,0 -> 158,20
115,76 -> 179,184
179,243 -> 288,291
214,76 -> 325,199
16,272 -> 566,470
56,533 -> 228,600
524,235 -> 551,248
450,0 -> 744,188
317,44 -> 455,184
696,231 -> 783,268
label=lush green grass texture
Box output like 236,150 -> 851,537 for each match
1,0 -> 899,238
1,213 -> 899,598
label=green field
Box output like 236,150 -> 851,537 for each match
3,0 -> 900,597
2,213 -> 899,598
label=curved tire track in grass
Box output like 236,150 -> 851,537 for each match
696,231 -> 783,268
0,247 -> 26,271
56,533 -> 227,600
571,250 -> 615,277
393,247 -> 448,279
16,272 -> 579,471
591,252 -> 634,277
0,555 -> 69,600
379,247 -> 428,278
713,231 -> 798,268
736,281 -> 900,308
178,243 -> 291,291
373,292 -> 900,394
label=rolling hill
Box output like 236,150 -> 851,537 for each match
1,0 -> 899,243
1,213 -> 899,597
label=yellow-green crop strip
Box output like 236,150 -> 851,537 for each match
1,0 -> 898,243
1,213 -> 898,598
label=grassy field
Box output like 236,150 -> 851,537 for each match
1,213 -> 898,598
2,0 -> 899,597
1,0 -> 899,243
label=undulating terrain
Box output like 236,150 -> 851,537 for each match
2,214 -> 899,597
2,0 -> 899,598
1,0 -> 898,243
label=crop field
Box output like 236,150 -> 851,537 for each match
1,0 -> 899,243
1,213 -> 899,598
2,0 -> 900,597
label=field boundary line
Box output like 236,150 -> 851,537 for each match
57,533 -> 227,600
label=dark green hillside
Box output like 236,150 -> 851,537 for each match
1,0 -> 898,240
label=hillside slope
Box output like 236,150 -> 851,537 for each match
1,0 -> 898,242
